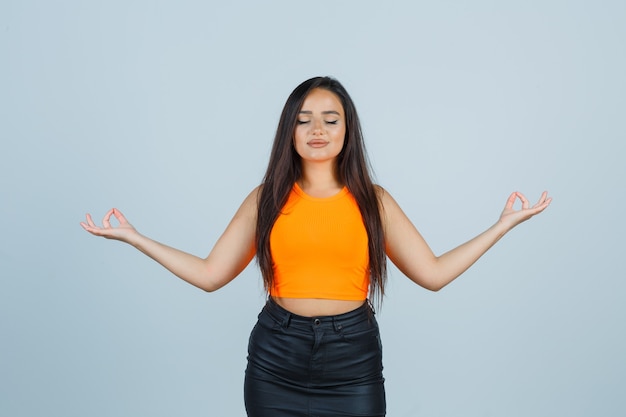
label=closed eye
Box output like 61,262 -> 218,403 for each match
326,120 -> 338,125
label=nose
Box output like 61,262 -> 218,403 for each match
312,119 -> 324,135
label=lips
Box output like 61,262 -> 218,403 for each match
307,139 -> 328,147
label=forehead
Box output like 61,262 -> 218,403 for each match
300,88 -> 344,113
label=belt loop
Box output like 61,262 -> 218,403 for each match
282,313 -> 292,329
333,317 -> 343,332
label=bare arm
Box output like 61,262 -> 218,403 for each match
382,189 -> 552,291
80,187 -> 259,292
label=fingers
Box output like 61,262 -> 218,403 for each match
504,192 -> 529,210
500,191 -> 552,227
530,191 -> 551,210
506,191 -> 552,211
79,213 -> 98,232
80,209 -> 122,233
86,213 -> 96,228
112,208 -> 129,225
101,208 -> 115,228
534,194 -> 552,214
532,191 -> 545,207
514,192 -> 530,210
504,192 -> 518,209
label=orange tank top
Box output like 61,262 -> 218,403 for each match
269,183 -> 369,300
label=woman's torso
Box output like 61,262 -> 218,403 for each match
269,182 -> 369,317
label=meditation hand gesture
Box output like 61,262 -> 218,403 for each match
80,208 -> 139,244
498,191 -> 552,230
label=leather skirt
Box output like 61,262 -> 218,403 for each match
244,298 -> 386,416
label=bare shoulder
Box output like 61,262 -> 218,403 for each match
374,184 -> 400,211
235,185 -> 262,219
245,185 -> 262,203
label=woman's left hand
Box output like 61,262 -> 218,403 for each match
499,191 -> 552,230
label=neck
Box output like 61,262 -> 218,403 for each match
299,161 -> 342,196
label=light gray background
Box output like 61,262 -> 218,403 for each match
1,1 -> 624,416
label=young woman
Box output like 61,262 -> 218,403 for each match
81,76 -> 551,417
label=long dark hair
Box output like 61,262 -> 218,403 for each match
256,76 -> 387,306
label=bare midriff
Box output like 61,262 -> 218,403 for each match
272,297 -> 366,317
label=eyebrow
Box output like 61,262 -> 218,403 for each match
298,110 -> 341,116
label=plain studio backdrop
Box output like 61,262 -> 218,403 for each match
1,1 -> 624,416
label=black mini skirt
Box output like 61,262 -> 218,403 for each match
244,298 -> 386,417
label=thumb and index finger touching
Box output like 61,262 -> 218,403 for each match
80,208 -> 132,236
101,208 -> 130,227
502,191 -> 553,229
506,191 -> 552,211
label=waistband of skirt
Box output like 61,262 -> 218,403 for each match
264,297 -> 373,328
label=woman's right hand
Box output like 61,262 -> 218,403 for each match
80,208 -> 139,243
79,188 -> 259,292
